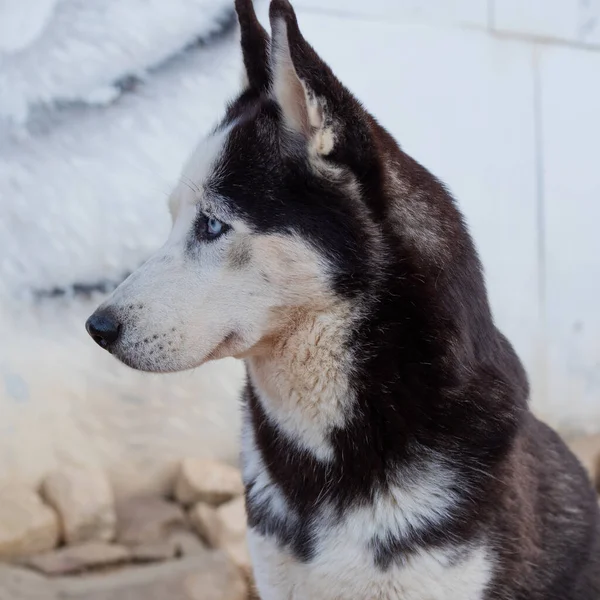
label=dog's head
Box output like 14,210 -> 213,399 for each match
86,0 -> 470,373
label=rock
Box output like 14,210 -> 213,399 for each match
568,434 -> 600,491
184,562 -> 248,600
174,458 -> 244,506
130,541 -> 177,563
0,563 -> 58,600
42,466 -> 116,544
55,554 -> 247,600
216,497 -> 253,585
190,496 -> 247,548
169,530 -> 208,557
188,503 -> 223,548
224,538 -> 253,581
22,542 -> 130,575
0,487 -> 59,559
189,496 -> 253,584
216,496 -> 247,543
116,496 -> 186,546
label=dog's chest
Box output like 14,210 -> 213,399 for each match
248,526 -> 492,600
241,420 -> 493,600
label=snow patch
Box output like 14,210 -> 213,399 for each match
0,0 -> 58,53
0,35 -> 243,302
0,0 -> 234,124
80,86 -> 122,107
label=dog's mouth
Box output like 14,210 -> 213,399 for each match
110,348 -> 176,374
87,313 -> 244,374
105,339 -> 189,374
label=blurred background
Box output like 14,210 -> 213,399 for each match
0,0 -> 599,594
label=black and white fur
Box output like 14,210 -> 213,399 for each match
86,1 -> 600,598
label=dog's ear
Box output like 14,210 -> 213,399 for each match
235,0 -> 270,92
268,0 -> 363,157
269,0 -> 313,140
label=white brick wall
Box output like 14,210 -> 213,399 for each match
494,0 -> 600,47
294,0 -> 488,27
541,43 -> 600,431
291,0 -> 600,430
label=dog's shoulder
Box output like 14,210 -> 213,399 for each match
485,413 -> 600,597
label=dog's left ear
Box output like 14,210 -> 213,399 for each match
236,0 -> 270,92
269,0 -> 331,153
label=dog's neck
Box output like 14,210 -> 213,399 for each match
246,305 -> 356,461
241,278 -> 524,526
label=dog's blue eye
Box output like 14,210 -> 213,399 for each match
207,217 -> 223,236
200,214 -> 230,241
196,212 -> 230,241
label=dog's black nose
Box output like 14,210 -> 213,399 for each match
86,311 -> 121,349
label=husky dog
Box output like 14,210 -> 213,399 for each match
86,0 -> 600,598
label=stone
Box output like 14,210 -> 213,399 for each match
55,554 -> 247,600
568,434 -> 600,491
116,496 -> 186,546
189,496 -> 253,585
130,541 -> 177,563
42,466 -> 116,544
0,563 -> 58,600
22,542 -> 130,575
216,497 -> 253,586
188,502 -> 223,548
216,496 -> 247,543
224,538 -> 253,581
0,487 -> 59,559
190,496 -> 247,548
169,530 -> 208,557
184,562 -> 248,600
174,458 -> 244,506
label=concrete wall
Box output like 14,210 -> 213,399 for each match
1,0 -> 599,495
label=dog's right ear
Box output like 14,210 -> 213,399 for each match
235,0 -> 270,93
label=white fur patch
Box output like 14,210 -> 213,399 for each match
247,304 -> 356,460
343,458 -> 462,543
249,529 -> 492,600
